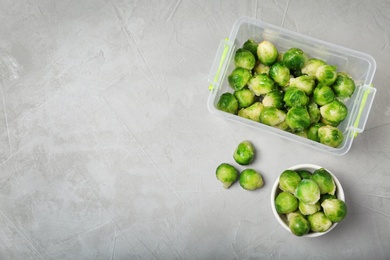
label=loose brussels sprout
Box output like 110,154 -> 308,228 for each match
299,200 -> 321,215
313,83 -> 335,106
234,88 -> 255,108
269,62 -> 290,87
286,106 -> 311,131
233,140 -> 255,165
295,129 -> 308,138
301,58 -> 326,77
257,40 -> 278,65
217,92 -> 238,114
274,121 -> 290,131
275,191 -> 298,214
283,87 -> 309,107
297,170 -> 312,180
279,170 -> 301,194
247,74 -> 275,96
320,99 -> 348,125
216,163 -> 238,188
260,107 -> 286,127
287,212 -> 311,236
242,39 -> 258,58
295,179 -> 321,205
289,75 -> 316,95
319,194 -> 337,204
253,62 -> 270,75
282,48 -> 306,70
239,168 -> 264,190
332,72 -> 356,99
321,198 -> 347,222
307,122 -> 324,142
320,116 -> 340,127
228,67 -> 252,91
307,212 -> 333,232
262,90 -> 285,109
307,101 -> 321,123
316,64 -> 337,86
238,102 -> 264,122
318,125 -> 344,148
234,49 -> 256,70
311,168 -> 336,195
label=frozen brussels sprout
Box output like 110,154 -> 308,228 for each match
228,67 -> 252,91
282,48 -> 306,70
318,125 -> 344,148
321,198 -> 347,222
262,90 -> 285,109
283,87 -> 309,107
307,122 -> 324,142
238,102 -> 264,122
234,88 -> 255,108
234,49 -> 256,70
313,83 -> 335,106
257,40 -> 278,65
275,191 -> 298,214
295,179 -> 321,205
253,62 -> 270,75
320,99 -> 348,125
269,62 -> 290,87
216,163 -> 238,188
301,58 -> 326,77
279,170 -> 301,194
332,72 -> 356,99
307,212 -> 333,232
311,168 -> 336,195
239,168 -> 264,190
287,212 -> 310,236
297,170 -> 312,180
319,194 -> 337,204
242,39 -> 258,58
307,101 -> 321,123
217,92 -> 238,114
233,140 -> 255,165
289,75 -> 316,95
260,107 -> 286,127
286,106 -> 311,131
299,200 -> 321,215
247,74 -> 275,96
316,64 -> 337,86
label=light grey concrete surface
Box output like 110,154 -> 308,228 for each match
1,0 -> 390,259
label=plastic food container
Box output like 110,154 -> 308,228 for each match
207,17 -> 376,155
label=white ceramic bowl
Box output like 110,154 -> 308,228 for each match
270,164 -> 345,238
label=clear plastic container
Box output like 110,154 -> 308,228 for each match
207,17 -> 376,156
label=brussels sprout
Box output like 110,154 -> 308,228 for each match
217,92 -> 238,114
307,122 -> 324,142
216,163 -> 238,188
239,168 -> 264,190
238,102 -> 264,122
247,74 -> 275,96
332,72 -> 356,99
279,170 -> 301,194
228,67 -> 252,91
295,179 -> 321,205
257,40 -> 278,65
295,129 -> 308,138
316,64 -> 337,86
234,49 -> 256,70
311,168 -> 336,195
318,125 -> 344,148
321,198 -> 347,222
297,170 -> 312,180
269,62 -> 290,87
320,116 -> 340,127
283,48 -> 306,70
286,106 -> 311,131
319,194 -> 337,204
274,121 -> 290,131
242,39 -> 258,58
289,75 -> 316,95
290,69 -> 303,78
287,212 -> 310,236
233,140 -> 255,165
234,88 -> 255,108
313,83 -> 335,106
301,58 -> 326,77
283,87 -> 309,107
320,99 -> 348,125
275,191 -> 298,214
253,62 -> 270,75
262,90 -> 285,109
307,101 -> 321,123
307,212 -> 333,232
299,200 -> 321,215
260,107 -> 286,126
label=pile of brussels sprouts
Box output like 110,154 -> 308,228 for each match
274,168 -> 347,236
217,39 -> 357,148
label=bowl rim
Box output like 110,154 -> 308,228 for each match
270,164 -> 345,238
